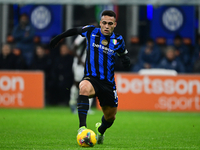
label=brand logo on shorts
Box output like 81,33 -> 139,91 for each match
83,77 -> 90,80
113,90 -> 118,99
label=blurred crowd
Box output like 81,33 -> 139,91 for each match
129,35 -> 200,74
0,14 -> 74,105
0,42 -> 74,106
1,13 -> 200,105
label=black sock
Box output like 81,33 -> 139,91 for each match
98,116 -> 114,135
77,95 -> 89,128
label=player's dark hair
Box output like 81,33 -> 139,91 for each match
101,10 -> 116,19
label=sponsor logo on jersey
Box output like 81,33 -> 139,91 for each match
92,43 -> 114,55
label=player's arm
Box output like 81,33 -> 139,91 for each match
118,52 -> 130,69
117,38 -> 131,68
50,25 -> 95,49
50,27 -> 82,49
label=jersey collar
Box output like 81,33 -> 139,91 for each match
99,28 -> 115,39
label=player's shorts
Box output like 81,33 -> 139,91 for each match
83,76 -> 118,107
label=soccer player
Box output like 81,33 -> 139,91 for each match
50,10 -> 130,144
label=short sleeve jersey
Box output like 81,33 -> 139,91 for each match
79,25 -> 127,83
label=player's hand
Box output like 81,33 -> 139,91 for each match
50,35 -> 61,49
121,55 -> 130,68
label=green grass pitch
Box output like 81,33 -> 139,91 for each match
0,107 -> 200,150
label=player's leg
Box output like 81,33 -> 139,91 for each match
96,106 -> 117,144
77,80 -> 95,128
99,106 -> 117,134
95,82 -> 118,144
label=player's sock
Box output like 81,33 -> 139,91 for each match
77,95 -> 89,128
98,116 -> 114,135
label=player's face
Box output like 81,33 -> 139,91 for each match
100,15 -> 117,36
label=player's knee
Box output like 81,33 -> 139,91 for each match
79,82 -> 90,96
79,86 -> 90,96
79,80 -> 95,96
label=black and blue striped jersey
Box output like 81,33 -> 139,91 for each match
79,25 -> 128,83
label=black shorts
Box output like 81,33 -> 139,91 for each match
83,76 -> 118,107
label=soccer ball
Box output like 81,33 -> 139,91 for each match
77,129 -> 97,147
